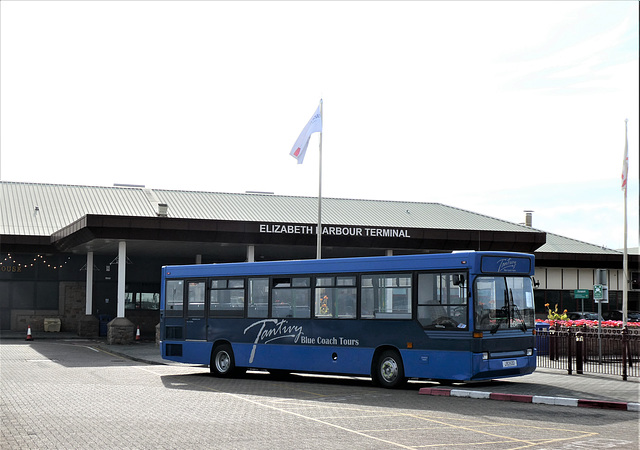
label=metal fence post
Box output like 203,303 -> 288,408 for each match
622,326 -> 628,381
567,327 -> 573,375
597,291 -> 604,364
576,330 -> 583,374
536,325 -> 637,379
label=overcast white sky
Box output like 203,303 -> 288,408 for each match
1,1 -> 638,250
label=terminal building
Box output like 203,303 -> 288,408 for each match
1,181 -> 638,338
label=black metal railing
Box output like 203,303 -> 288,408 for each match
536,326 -> 639,380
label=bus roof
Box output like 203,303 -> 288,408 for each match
162,251 -> 534,278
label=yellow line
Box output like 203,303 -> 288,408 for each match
286,387 -> 331,398
163,374 -> 601,450
358,426 -> 466,433
90,346 -> 127,359
414,439 -> 538,448
193,383 -> 414,449
404,413 -> 598,448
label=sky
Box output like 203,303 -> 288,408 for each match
1,1 -> 638,251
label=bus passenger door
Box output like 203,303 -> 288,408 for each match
185,280 -> 207,340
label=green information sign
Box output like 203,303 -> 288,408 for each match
574,289 -> 589,299
594,284 -> 603,301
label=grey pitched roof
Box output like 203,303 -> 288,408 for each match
537,232 -> 622,255
0,182 -> 155,236
0,181 -> 621,256
1,181 -> 532,233
151,188 -> 532,232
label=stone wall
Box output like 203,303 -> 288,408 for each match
60,282 -> 86,332
10,281 -> 86,332
12,311 -> 59,332
77,315 -> 99,337
125,310 -> 160,339
107,317 -> 135,344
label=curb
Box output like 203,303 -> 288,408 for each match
418,387 -> 640,412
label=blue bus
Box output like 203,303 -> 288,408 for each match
160,252 -> 536,388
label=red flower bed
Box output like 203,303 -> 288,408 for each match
536,319 -> 640,328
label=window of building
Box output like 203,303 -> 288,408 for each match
125,292 -> 160,310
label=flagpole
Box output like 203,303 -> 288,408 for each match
317,99 -> 323,259
623,118 -> 628,326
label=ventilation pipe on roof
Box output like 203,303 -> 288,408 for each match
157,203 -> 168,217
143,188 -> 168,217
524,210 -> 533,227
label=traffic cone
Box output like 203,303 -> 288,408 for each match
135,325 -> 141,342
25,325 -> 33,341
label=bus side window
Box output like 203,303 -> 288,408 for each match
187,281 -> 206,317
360,276 -> 375,319
247,278 -> 269,318
210,279 -> 245,317
360,274 -> 411,319
315,276 -> 356,319
272,277 -> 311,318
165,279 -> 184,317
336,276 -> 356,318
418,272 -> 467,330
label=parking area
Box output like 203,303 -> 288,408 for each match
1,340 -> 639,449
160,371 -> 614,449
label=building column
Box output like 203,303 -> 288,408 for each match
117,241 -> 126,318
85,251 -> 93,315
195,254 -> 202,264
386,250 -> 393,256
108,241 -> 134,344
77,251 -> 99,337
247,245 -> 255,262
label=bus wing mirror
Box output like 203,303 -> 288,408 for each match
453,274 -> 465,286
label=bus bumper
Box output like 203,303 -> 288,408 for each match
470,352 -> 537,380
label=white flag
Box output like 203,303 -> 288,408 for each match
622,120 -> 628,192
289,104 -> 322,164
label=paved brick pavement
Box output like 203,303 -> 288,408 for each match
95,340 -> 640,411
3,331 -> 638,411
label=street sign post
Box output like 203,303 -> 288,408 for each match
574,289 -> 589,299
574,289 -> 589,314
594,284 -> 603,301
593,283 -> 607,363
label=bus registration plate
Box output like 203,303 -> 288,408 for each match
502,360 -> 517,368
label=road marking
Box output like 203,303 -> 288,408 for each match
146,368 -> 606,449
402,414 -> 598,449
188,383 -> 414,449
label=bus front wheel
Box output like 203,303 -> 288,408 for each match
210,344 -> 236,377
374,350 -> 406,388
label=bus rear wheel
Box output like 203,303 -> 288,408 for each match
210,344 -> 236,377
374,350 -> 406,388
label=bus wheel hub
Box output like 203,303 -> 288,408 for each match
381,358 -> 398,381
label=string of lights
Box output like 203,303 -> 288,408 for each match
0,253 -> 73,271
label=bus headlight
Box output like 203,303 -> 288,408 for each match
526,348 -> 533,356
482,352 -> 489,360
